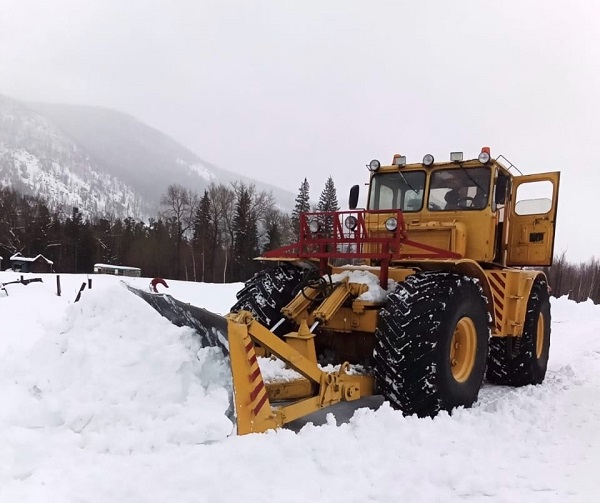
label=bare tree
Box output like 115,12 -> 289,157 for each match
160,184 -> 198,279
207,183 -> 235,282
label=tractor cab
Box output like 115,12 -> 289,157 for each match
362,149 -> 560,267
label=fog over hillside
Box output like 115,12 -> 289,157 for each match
0,94 -> 296,219
0,95 -> 144,217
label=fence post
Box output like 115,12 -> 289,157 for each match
74,282 -> 86,303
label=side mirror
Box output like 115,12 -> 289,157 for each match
494,176 -> 508,205
348,185 -> 360,209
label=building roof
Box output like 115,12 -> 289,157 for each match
9,253 -> 54,265
94,263 -> 141,271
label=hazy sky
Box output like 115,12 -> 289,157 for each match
1,0 -> 599,262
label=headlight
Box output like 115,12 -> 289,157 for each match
344,215 -> 358,231
367,159 -> 381,172
309,219 -> 321,233
422,154 -> 435,166
478,149 -> 491,164
385,217 -> 398,232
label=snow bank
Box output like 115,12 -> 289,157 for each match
0,272 -> 598,502
0,277 -> 234,499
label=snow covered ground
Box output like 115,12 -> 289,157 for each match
0,271 -> 598,502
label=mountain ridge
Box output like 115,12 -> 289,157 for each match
0,94 -> 295,219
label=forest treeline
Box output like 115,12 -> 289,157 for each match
0,184 -> 598,304
0,176 -> 339,284
542,253 -> 600,304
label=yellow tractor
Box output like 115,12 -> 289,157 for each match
132,148 -> 560,435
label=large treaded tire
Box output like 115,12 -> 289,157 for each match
230,264 -> 305,336
486,277 -> 551,386
374,271 -> 490,417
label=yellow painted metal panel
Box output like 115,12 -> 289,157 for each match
506,172 -> 560,266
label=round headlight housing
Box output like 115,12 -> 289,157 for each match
344,215 -> 358,231
367,159 -> 381,172
478,150 -> 491,164
385,217 -> 398,232
308,219 -> 321,233
422,154 -> 435,166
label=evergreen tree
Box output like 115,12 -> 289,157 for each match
110,218 -> 124,265
264,208 -> 284,252
76,221 -> 98,273
147,218 -> 172,278
265,221 -> 281,252
317,176 -> 339,213
232,186 -> 258,280
94,218 -> 113,264
62,206 -> 84,272
291,178 -> 310,238
193,190 -> 214,281
46,210 -> 64,270
317,175 -> 340,236
0,187 -> 22,256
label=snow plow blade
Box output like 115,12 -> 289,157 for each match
125,284 -> 229,356
226,311 -> 374,434
126,283 -> 374,435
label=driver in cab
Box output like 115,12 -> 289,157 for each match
443,175 -> 488,210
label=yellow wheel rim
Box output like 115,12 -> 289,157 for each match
536,312 -> 545,359
450,317 -> 477,383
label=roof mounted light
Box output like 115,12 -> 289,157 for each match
422,154 -> 435,166
478,147 -> 491,164
392,154 -> 406,167
367,159 -> 381,172
308,219 -> 321,233
450,151 -> 463,162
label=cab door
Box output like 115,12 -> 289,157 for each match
506,172 -> 560,266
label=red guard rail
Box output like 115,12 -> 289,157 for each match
262,210 -> 405,260
261,210 -> 406,286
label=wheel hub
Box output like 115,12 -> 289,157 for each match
449,317 -> 477,383
536,312 -> 545,359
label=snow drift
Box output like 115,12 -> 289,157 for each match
0,272 -> 598,502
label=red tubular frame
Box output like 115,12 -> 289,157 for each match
261,209 -> 460,287
261,210 -> 405,286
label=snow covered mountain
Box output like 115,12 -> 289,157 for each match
0,94 -> 295,219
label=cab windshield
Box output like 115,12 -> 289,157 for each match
428,167 -> 491,211
368,171 -> 426,211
